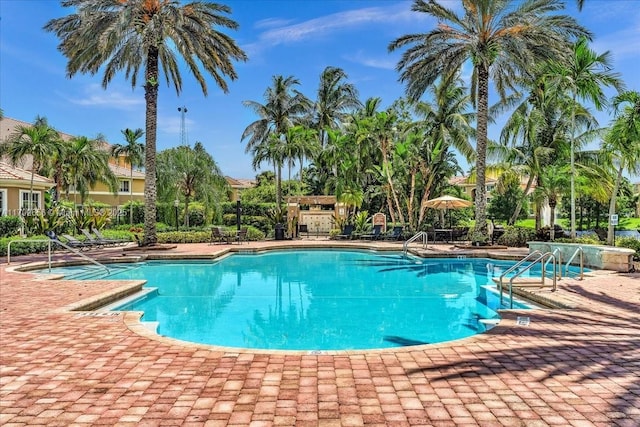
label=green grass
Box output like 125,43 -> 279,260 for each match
511,217 -> 640,231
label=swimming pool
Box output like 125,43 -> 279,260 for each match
39,249 -> 543,351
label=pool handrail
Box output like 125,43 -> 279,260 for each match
8,236 -> 109,275
498,250 -> 542,306
565,246 -> 584,280
505,252 -> 557,309
7,239 -> 54,272
403,231 -> 428,255
544,248 -> 563,280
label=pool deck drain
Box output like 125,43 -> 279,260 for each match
1,239 -> 639,426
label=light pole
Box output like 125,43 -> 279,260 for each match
235,193 -> 241,231
174,199 -> 179,232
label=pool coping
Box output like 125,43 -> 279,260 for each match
7,243 -> 594,355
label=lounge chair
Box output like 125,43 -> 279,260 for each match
92,228 -> 130,246
80,228 -> 116,247
210,226 -> 229,244
59,233 -> 96,250
384,226 -> 404,241
361,224 -> 382,240
336,224 -> 354,240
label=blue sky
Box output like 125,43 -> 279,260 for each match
1,0 -> 639,180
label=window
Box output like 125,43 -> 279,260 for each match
119,180 -> 131,193
0,189 -> 6,215
19,191 -> 40,210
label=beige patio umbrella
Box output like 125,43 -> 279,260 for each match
424,195 -> 472,228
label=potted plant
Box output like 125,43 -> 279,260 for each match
468,230 -> 489,247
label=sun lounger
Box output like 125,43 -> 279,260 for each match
384,226 -> 404,241
361,224 -> 382,240
80,228 -> 114,247
336,224 -> 354,240
92,228 -> 130,246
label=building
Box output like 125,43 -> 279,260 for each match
0,116 -> 145,211
0,161 -> 54,215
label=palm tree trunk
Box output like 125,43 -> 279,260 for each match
509,175 -> 534,225
130,168 -> 134,225
570,91 -> 577,239
474,64 -> 489,235
276,164 -> 282,207
142,49 -> 159,246
606,166 -> 623,245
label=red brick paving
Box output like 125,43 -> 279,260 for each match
1,241 -> 639,426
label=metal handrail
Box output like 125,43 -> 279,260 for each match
497,250 -> 542,306
544,248 -> 563,280
8,238 -> 109,275
505,252 -> 557,308
565,246 -> 584,280
403,231 -> 428,255
7,239 -> 54,272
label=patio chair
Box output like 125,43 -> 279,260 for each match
210,227 -> 229,244
235,227 -> 248,244
361,224 -> 382,240
384,226 -> 404,241
336,224 -> 354,240
298,224 -> 309,238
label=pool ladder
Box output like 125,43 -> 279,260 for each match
403,231 -> 429,255
495,250 -> 558,309
7,238 -> 109,275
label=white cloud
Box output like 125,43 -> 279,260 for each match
253,1 -> 418,49
344,50 -> 397,70
69,84 -> 143,109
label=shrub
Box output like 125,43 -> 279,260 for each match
0,235 -> 50,257
0,216 -> 23,238
616,237 -> 640,260
496,226 -> 536,247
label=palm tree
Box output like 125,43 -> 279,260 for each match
389,0 -> 589,237
602,91 -> 640,245
242,75 -> 311,206
65,135 -> 116,205
0,118 -> 61,211
157,142 -> 225,227
547,36 -> 624,238
535,164 -> 570,241
313,66 -> 362,148
45,0 -> 247,245
110,128 -> 145,225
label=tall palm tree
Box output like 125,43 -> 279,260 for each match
602,91 -> 640,245
242,75 -> 311,206
411,72 -> 475,226
45,0 -> 247,245
547,37 -> 623,238
389,0 -> 589,237
313,66 -> 362,147
0,119 -> 61,210
110,128 -> 145,225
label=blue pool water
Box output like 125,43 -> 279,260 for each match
37,250 -> 549,351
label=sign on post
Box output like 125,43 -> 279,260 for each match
610,214 -> 619,226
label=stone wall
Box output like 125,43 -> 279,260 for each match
527,242 -> 635,272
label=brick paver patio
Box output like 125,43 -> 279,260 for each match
1,240 -> 638,426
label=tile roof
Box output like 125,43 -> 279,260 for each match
0,161 -> 54,185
